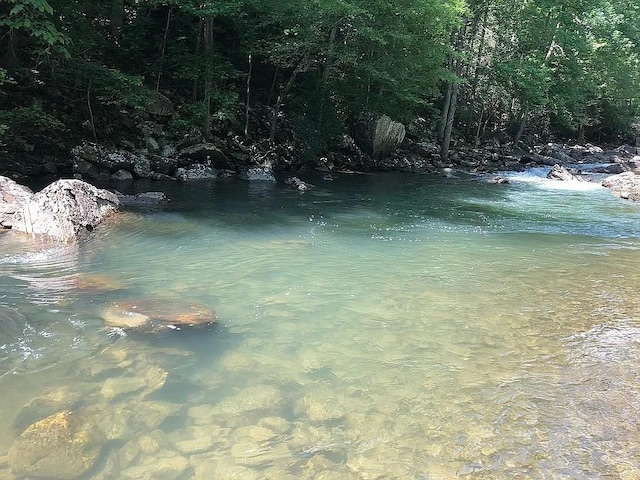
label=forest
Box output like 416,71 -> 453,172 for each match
1,0 -> 639,172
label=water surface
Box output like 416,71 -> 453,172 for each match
1,171 -> 640,479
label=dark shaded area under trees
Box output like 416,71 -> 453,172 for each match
1,0 -> 639,177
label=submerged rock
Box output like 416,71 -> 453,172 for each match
8,410 -> 104,479
99,364 -> 167,401
0,304 -> 28,345
68,273 -> 124,292
13,387 -> 84,434
102,298 -> 215,331
488,176 -> 509,184
121,454 -> 189,480
11,179 -> 119,242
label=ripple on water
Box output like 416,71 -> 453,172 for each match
1,174 -> 640,478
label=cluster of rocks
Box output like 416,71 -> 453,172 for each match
3,345 -> 185,479
69,135 -> 285,184
5,106 -> 640,203
0,176 -> 168,242
536,144 -> 640,200
386,136 -> 640,176
0,176 -> 120,242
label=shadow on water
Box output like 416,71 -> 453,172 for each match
128,173 -> 515,234
124,172 -> 640,240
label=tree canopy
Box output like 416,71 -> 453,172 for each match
1,0 -> 639,164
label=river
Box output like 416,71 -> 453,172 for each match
1,169 -> 640,479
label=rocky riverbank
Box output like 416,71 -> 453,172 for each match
3,110 -> 640,215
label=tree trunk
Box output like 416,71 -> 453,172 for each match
244,54 -> 252,138
440,83 -> 459,162
322,24 -> 337,89
110,0 -> 124,40
577,122 -> 585,145
269,66 -> 300,144
474,106 -> 485,146
87,86 -> 97,142
513,110 -> 528,144
439,25 -> 466,161
469,7 -> 489,102
156,8 -> 172,93
203,16 -> 214,140
267,68 -> 279,106
439,76 -> 453,143
192,18 -> 203,102
269,54 -> 307,144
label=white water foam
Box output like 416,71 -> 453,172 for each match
503,167 -> 605,192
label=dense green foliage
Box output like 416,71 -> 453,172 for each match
1,0 -> 639,163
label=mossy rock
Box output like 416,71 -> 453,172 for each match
8,410 -> 104,479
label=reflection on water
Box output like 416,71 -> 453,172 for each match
1,172 -> 640,479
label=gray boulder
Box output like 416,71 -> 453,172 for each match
71,142 -> 161,180
285,177 -> 312,191
239,167 -> 276,182
520,153 -> 556,166
549,149 -> 576,164
72,142 -> 136,176
602,172 -> 640,201
547,164 -> 583,182
175,164 -> 217,181
179,142 -> 231,169
11,179 -> 119,242
353,114 -> 406,160
146,91 -> 174,117
111,169 -> 134,182
0,176 -> 34,228
116,191 -> 169,208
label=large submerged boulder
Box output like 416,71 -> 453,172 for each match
8,410 -> 105,479
102,297 -> 216,332
0,304 -> 28,345
11,179 -> 119,242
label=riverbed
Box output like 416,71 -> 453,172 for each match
1,170 -> 640,479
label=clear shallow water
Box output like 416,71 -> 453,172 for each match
1,171 -> 640,479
